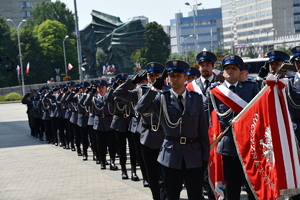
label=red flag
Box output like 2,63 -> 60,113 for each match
232,76 -> 300,199
102,65 -> 106,74
208,110 -> 225,200
67,63 -> 73,70
26,62 -> 30,73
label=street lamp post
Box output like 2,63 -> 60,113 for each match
63,35 -> 69,76
266,28 -> 274,52
7,19 -> 27,96
185,2 -> 202,52
184,35 -> 193,62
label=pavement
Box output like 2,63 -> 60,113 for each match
0,102 -> 248,200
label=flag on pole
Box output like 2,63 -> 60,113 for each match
16,65 -> 20,75
107,65 -> 110,72
102,65 -> 106,74
26,62 -> 30,73
67,63 -> 73,70
232,75 -> 300,200
208,110 -> 225,200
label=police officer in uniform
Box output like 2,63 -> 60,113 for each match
105,73 -> 139,181
257,50 -> 290,88
114,63 -> 169,199
186,51 -> 218,99
186,67 -> 200,83
287,46 -> 300,143
136,60 -> 210,200
206,55 -> 259,200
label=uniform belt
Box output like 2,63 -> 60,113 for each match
96,114 -> 113,118
165,135 -> 198,144
78,112 -> 89,116
114,113 -> 134,118
142,124 -> 163,130
292,118 -> 300,123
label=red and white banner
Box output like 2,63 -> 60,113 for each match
210,84 -> 248,113
67,63 -> 73,70
232,75 -> 300,199
26,62 -> 30,73
186,80 -> 206,101
208,110 -> 225,200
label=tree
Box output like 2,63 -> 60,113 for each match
132,22 -> 170,67
33,20 -> 78,81
27,1 -> 75,36
0,14 -> 18,87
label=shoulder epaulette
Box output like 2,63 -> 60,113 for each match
209,82 -> 220,89
189,90 -> 201,96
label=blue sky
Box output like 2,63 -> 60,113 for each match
54,0 -> 221,29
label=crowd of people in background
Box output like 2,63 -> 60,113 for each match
21,46 -> 300,200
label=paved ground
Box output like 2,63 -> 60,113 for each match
0,102 -> 248,200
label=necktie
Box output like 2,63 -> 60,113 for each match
229,85 -> 236,93
178,95 -> 184,111
204,79 -> 210,92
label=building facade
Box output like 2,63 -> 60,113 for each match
0,0 -> 50,26
170,7 -> 223,54
222,0 -> 295,56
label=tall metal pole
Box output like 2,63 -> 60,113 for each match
185,2 -> 202,53
73,0 -> 83,81
63,35 -> 69,76
7,19 -> 26,96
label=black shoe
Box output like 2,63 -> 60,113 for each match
71,147 -> 76,151
101,163 -> 106,170
59,143 -> 63,147
131,173 -> 140,181
77,152 -> 82,156
39,137 -> 43,141
105,161 -> 109,165
122,172 -> 129,180
55,143 -> 58,146
83,155 -> 88,161
62,146 -> 66,149
96,160 -> 101,164
66,145 -> 70,150
143,180 -> 149,187
110,163 -> 118,171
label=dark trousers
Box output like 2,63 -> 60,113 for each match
163,161 -> 204,200
222,155 -> 244,200
51,117 -> 58,144
115,131 -> 136,171
72,123 -> 81,153
44,119 -> 52,142
88,125 -> 97,156
132,132 -> 148,180
141,144 -> 165,200
34,117 -> 45,139
67,120 -> 74,147
57,118 -> 67,146
96,130 -> 117,163
79,126 -> 89,156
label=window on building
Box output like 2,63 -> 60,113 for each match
21,2 -> 33,8
22,11 -> 31,18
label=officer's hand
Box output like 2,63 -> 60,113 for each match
131,70 -> 147,84
63,88 -> 68,93
152,69 -> 168,90
112,82 -> 118,90
92,86 -> 97,94
258,62 -> 269,78
85,87 -> 92,93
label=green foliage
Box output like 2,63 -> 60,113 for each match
4,92 -> 22,101
27,1 -> 75,36
0,96 -> 4,101
131,22 -> 170,67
